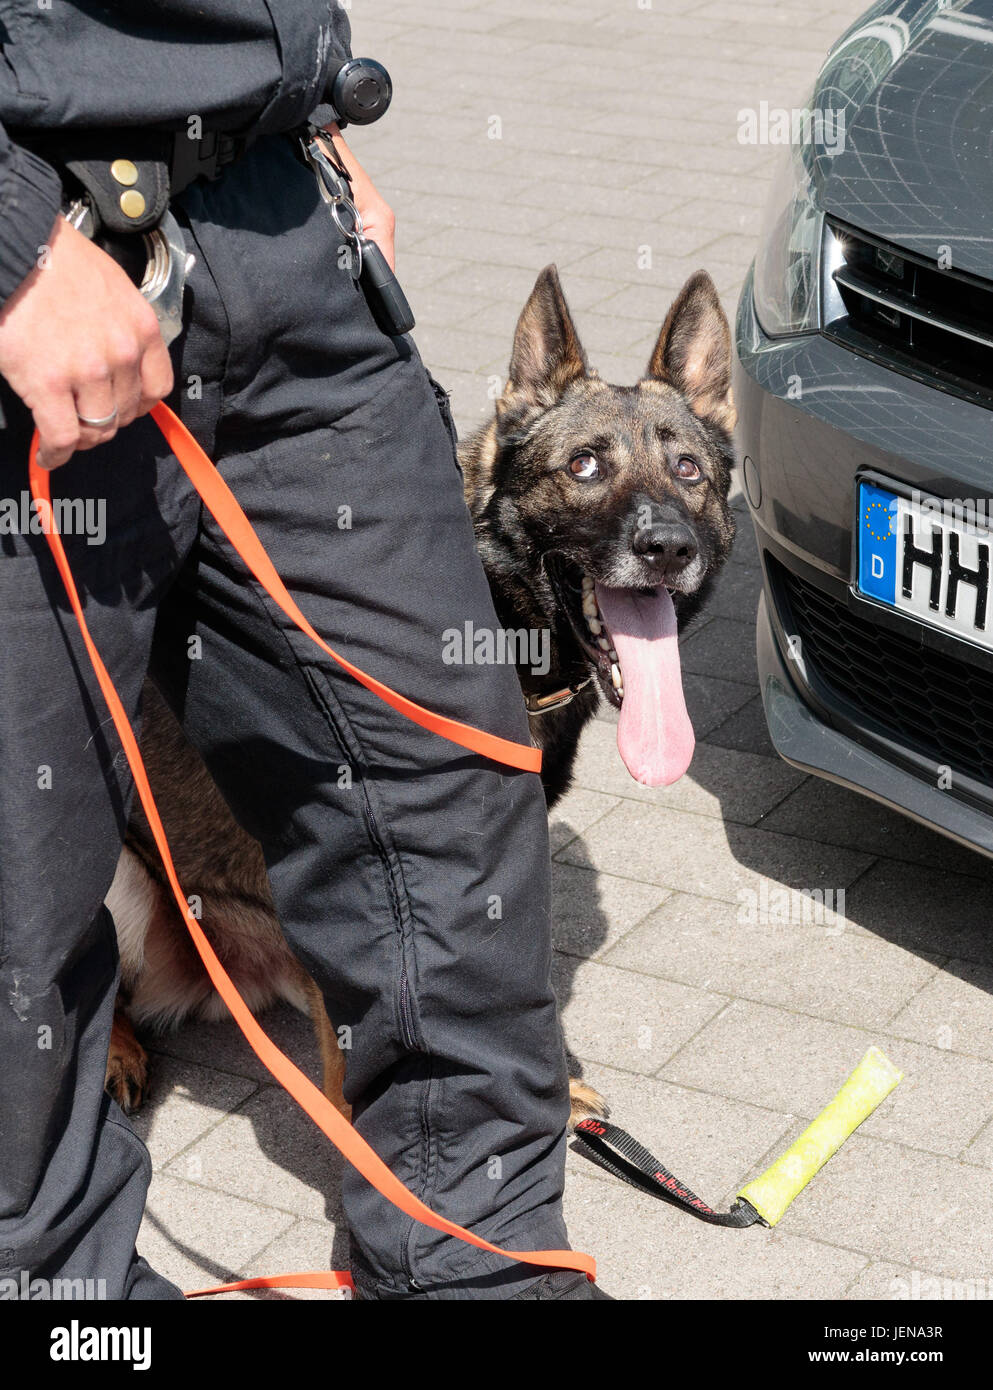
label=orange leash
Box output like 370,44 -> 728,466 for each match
29,405 -> 594,1297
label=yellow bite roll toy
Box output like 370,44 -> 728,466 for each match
574,1047 -> 903,1228
737,1046 -> 903,1225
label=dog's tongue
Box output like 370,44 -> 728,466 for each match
594,583 -> 695,786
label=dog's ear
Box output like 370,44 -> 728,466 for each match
500,265 -> 587,414
645,271 -> 736,433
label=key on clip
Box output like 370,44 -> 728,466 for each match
303,135 -> 415,338
357,235 -> 415,337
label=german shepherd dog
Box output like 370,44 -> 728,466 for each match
105,265 -> 737,1126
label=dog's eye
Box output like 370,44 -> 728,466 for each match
569,453 -> 601,481
674,456 -> 701,481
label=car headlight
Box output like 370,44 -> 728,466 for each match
752,144 -> 824,337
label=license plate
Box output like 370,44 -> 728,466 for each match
857,478 -> 993,648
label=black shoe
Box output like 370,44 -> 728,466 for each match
510,1270 -> 614,1300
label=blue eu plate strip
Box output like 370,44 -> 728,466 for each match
858,481 -> 897,606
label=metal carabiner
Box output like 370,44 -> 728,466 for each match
301,135 -> 366,278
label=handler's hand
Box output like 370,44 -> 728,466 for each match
0,215 -> 174,470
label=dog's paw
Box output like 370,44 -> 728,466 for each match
105,1048 -> 148,1113
568,1078 -> 609,1132
105,1014 -> 149,1114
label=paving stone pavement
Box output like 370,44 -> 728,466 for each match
138,0 -> 993,1301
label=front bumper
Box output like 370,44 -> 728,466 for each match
735,269 -> 993,860
755,589 -> 993,858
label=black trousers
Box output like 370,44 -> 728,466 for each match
0,134 -> 569,1300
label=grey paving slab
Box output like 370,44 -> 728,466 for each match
571,717 -> 804,826
149,1001 -> 320,1088
605,893 -> 942,1033
841,860 -> 993,967
421,226 -> 627,274
411,257 -> 565,310
679,615 -> 759,687
564,1168 -> 868,1301
552,952 -> 726,1077
402,282 -> 503,334
559,309 -> 660,359
381,159 -> 526,203
443,368 -> 505,435
558,800 -> 873,903
656,196 -> 766,238
760,776 -> 991,878
406,321 -> 510,373
130,1056 -> 259,1169
563,349 -> 663,391
515,179 -> 694,225
380,247 -> 451,291
678,610 -> 717,645
844,1260 -> 978,1301
962,1116 -> 993,1170
777,1134 -> 993,1280
542,271 -> 647,315
705,560 -> 763,622
700,230 -> 773,276
888,961 -> 993,1065
241,1220 -> 351,1301
548,784 -> 621,854
679,671 -> 758,738
705,693 -> 778,757
660,999 -> 993,1160
164,1086 -> 347,1224
589,256 -> 749,301
139,1174 -> 296,1298
729,513 -> 761,567
486,122 -> 627,163
379,135 -> 529,180
397,5 -> 507,34
538,205 -> 693,252
550,860 -> 670,960
618,141 -> 781,178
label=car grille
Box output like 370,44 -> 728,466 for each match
823,219 -> 993,409
773,559 -> 993,788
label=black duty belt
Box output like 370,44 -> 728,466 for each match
12,127 -> 252,235
6,119 -> 413,368
169,130 -> 253,197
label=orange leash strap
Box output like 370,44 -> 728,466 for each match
28,407 -> 594,1296
153,404 -> 541,774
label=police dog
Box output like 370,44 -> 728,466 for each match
105,265 -> 736,1121
463,265 -> 736,806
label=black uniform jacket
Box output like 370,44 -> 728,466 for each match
0,0 -> 353,304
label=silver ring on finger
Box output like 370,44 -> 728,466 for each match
76,406 -> 119,428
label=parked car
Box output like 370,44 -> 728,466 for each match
734,0 -> 993,857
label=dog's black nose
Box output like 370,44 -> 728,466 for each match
632,522 -> 698,571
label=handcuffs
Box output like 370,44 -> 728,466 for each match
0,113 -> 411,431
0,197 -> 191,430
61,126 -> 414,351
64,198 -> 191,349
0,56 -> 404,429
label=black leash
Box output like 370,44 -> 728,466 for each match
572,1118 -> 763,1228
